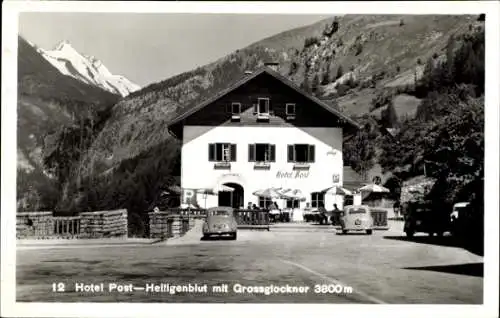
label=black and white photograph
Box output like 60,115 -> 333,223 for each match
2,1 -> 499,318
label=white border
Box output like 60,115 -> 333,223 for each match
2,2 -> 499,318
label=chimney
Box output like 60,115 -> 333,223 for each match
264,62 -> 279,72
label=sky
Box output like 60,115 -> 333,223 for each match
18,13 -> 330,87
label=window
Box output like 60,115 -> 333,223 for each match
258,197 -> 273,209
248,144 -> 276,162
286,199 -> 300,208
311,192 -> 325,208
286,103 -> 296,115
258,98 -> 270,114
231,102 -> 241,115
287,144 -> 315,163
208,143 -> 237,162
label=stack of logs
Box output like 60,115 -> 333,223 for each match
79,210 -> 128,238
16,210 -> 128,239
16,212 -> 53,239
148,211 -> 193,239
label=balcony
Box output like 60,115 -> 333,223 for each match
293,162 -> 310,170
213,162 -> 231,170
253,161 -> 271,170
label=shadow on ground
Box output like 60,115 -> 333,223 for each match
403,262 -> 483,277
200,235 -> 236,241
383,236 -> 484,256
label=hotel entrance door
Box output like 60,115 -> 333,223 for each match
218,183 -> 244,208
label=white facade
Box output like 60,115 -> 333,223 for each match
181,125 -> 345,210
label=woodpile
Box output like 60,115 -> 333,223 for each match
80,210 -> 128,238
148,210 -> 195,239
16,212 -> 53,239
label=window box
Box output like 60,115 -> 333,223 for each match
293,162 -> 310,170
253,161 -> 271,170
214,162 -> 231,170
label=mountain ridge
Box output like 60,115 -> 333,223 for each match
33,40 -> 141,97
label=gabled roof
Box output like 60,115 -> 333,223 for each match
167,66 -> 361,131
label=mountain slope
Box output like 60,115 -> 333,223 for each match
35,40 -> 140,97
17,36 -> 120,210
59,15 -> 481,219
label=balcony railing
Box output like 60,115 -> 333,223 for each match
293,162 -> 311,170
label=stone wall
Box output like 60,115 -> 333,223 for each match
16,210 -> 128,239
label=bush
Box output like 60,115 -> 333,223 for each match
304,37 -> 320,49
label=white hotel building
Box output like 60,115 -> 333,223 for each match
167,65 -> 360,212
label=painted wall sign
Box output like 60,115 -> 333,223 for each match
276,171 -> 310,179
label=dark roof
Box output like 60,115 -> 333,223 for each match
167,66 -> 361,131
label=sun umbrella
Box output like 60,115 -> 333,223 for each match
321,186 -> 352,196
358,184 -> 390,193
280,189 -> 306,201
253,188 -> 284,199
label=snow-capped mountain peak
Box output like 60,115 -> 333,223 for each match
34,40 -> 140,97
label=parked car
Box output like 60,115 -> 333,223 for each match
202,206 -> 238,240
403,201 -> 450,237
339,205 -> 374,235
450,202 -> 470,230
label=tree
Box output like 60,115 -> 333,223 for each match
311,74 -> 320,94
381,101 -> 399,128
344,128 -> 376,180
336,65 -> 344,80
321,71 -> 330,85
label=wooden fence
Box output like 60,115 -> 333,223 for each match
234,209 -> 270,230
53,217 -> 81,238
307,209 -> 389,229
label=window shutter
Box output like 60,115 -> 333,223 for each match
248,144 -> 256,162
225,104 -> 231,113
287,145 -> 294,162
253,103 -> 258,114
230,144 -> 237,162
269,144 -> 276,162
268,99 -> 273,114
208,144 -> 215,161
308,145 -> 315,162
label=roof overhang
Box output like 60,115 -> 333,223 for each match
166,67 -> 362,138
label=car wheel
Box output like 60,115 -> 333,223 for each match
405,230 -> 414,237
202,234 -> 209,240
231,232 -> 237,240
342,230 -> 348,234
366,229 -> 373,235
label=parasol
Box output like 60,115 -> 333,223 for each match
358,184 -> 390,193
321,186 -> 352,196
252,188 -> 284,199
